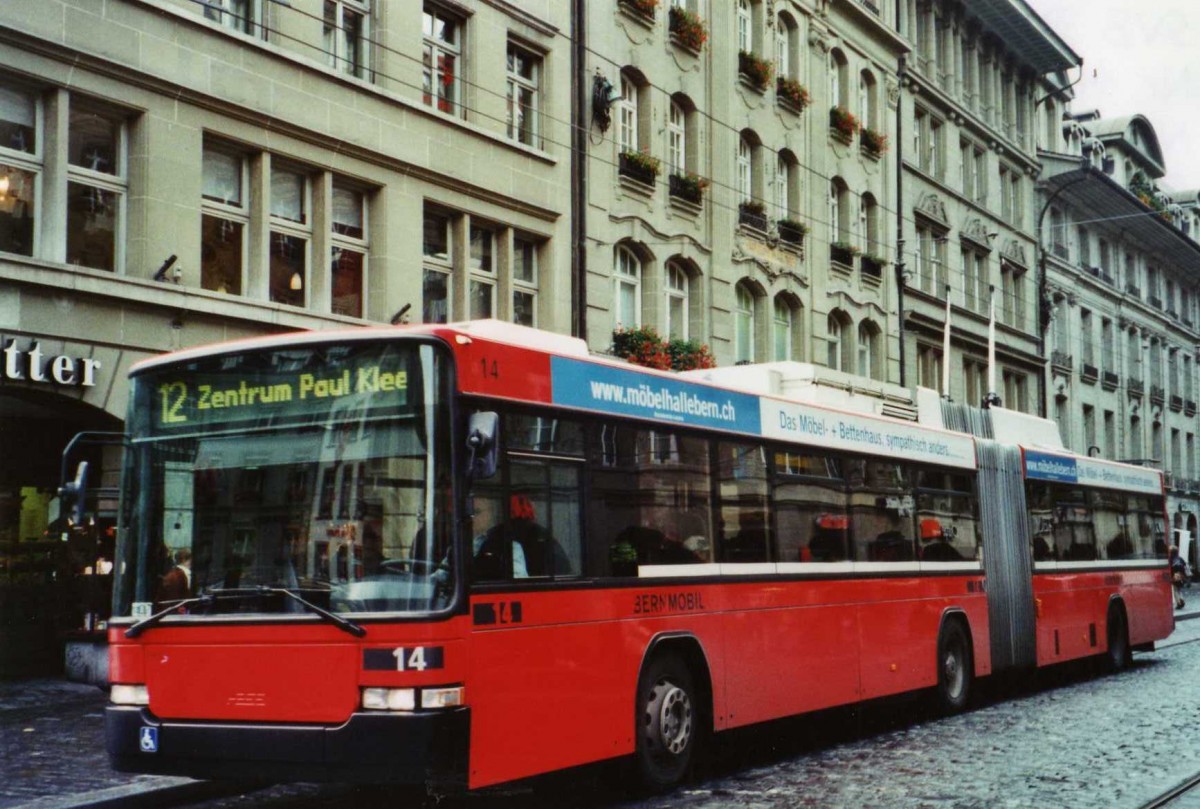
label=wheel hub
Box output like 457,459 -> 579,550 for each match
657,685 -> 693,754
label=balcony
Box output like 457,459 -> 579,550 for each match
830,242 -> 856,266
1151,384 -> 1166,404
1185,317 -> 1195,330
1102,370 -> 1120,390
1148,294 -> 1164,309
1101,272 -> 1116,286
1168,309 -> 1180,322
1126,283 -> 1141,298
738,202 -> 768,232
777,219 -> 807,246
859,0 -> 881,13
1052,243 -> 1069,260
1051,350 -> 1073,371
1171,394 -> 1184,412
1187,399 -> 1198,417
1128,376 -> 1144,396
1081,363 -> 1099,383
668,173 -> 704,206
860,254 -> 885,279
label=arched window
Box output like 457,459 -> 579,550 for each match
775,152 -> 792,220
857,320 -> 880,378
776,12 -> 798,79
860,192 -> 879,255
830,177 -> 850,244
859,69 -> 877,131
773,295 -> 800,361
738,134 -> 754,202
735,282 -> 756,363
827,309 -> 852,370
618,74 -> 638,154
614,244 -> 641,328
830,49 -> 849,110
665,260 -> 690,340
737,0 -> 753,53
668,100 -> 686,176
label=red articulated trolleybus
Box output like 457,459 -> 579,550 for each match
104,321 -> 1174,791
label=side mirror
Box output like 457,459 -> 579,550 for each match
466,412 -> 500,480
59,461 -> 90,526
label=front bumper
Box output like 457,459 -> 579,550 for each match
106,705 -> 469,788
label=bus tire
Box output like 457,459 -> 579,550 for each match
635,653 -> 697,792
1105,604 -> 1132,673
935,620 -> 972,714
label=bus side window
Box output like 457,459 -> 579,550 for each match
715,441 -> 771,564
772,449 -> 849,563
848,460 -> 916,562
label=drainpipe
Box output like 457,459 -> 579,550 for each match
571,0 -> 588,340
895,54 -> 908,387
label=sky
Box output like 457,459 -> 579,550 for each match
1030,0 -> 1200,191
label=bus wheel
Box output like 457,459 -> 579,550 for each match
1105,605 -> 1131,673
935,621 -> 972,713
635,653 -> 697,792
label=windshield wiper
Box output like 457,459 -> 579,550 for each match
208,586 -> 367,637
123,586 -> 366,639
125,594 -> 215,638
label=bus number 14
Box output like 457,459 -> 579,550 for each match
391,646 -> 444,672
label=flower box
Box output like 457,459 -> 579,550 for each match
668,6 -> 707,51
618,0 -> 658,20
860,254 -> 886,278
831,241 -> 859,266
739,201 -> 768,231
738,51 -> 774,91
669,173 -> 706,205
829,106 -> 859,144
619,150 -> 661,186
776,77 -> 810,112
777,218 -> 808,245
860,128 -> 888,157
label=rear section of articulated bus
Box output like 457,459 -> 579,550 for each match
104,334 -> 474,786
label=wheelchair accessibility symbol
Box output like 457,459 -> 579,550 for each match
139,726 -> 158,753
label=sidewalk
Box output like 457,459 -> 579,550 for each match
3,606 -> 1199,809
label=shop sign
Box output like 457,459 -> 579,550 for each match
2,339 -> 101,387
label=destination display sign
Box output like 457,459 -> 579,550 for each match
144,346 -> 413,434
1024,449 -> 1162,494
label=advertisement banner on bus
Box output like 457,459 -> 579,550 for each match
1024,449 -> 1162,494
550,357 -> 761,434
760,400 -> 976,469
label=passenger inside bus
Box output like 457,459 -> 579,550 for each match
474,493 -> 572,579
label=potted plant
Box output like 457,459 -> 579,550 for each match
667,338 -> 717,371
619,0 -> 658,20
669,171 -> 708,204
612,325 -> 672,370
776,77 -> 810,112
829,106 -> 859,144
777,218 -> 808,245
738,50 -> 774,91
860,252 -> 888,277
739,200 -> 768,230
618,148 -> 662,185
668,5 -> 707,51
830,240 -> 860,265
860,128 -> 888,157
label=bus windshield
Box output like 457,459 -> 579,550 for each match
113,339 -> 455,619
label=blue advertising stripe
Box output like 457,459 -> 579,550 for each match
1024,450 -> 1079,483
550,356 -> 761,434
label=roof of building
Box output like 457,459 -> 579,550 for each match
1086,115 -> 1167,178
967,0 -> 1080,74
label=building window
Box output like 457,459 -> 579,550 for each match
202,0 -> 261,36
269,166 -> 310,307
1003,370 -> 1028,413
331,185 -> 367,318
665,261 -> 689,340
201,146 -> 247,295
0,82 -> 38,257
324,0 -> 369,78
826,311 -> 850,371
830,49 -> 849,110
917,344 -> 943,390
857,320 -> 879,379
422,207 -> 452,323
469,223 -> 496,319
858,70 -> 877,132
830,178 -> 851,246
737,0 -> 753,53
775,152 -> 795,222
737,135 -> 753,203
914,107 -> 942,178
512,235 -> 538,327
735,282 -> 756,364
617,75 -> 638,154
1000,261 -> 1026,329
961,247 -> 986,313
776,12 -> 798,80
67,103 -> 126,272
772,296 -> 796,361
916,223 -> 945,295
860,193 -> 879,257
423,5 -> 461,115
506,44 -> 540,147
668,100 -> 686,176
615,244 -> 641,328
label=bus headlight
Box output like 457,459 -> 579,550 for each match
362,687 -> 415,711
361,686 -> 465,711
110,684 -> 150,706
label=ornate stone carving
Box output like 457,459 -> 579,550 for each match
961,217 -> 992,248
1000,239 -> 1027,267
915,192 -> 949,228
